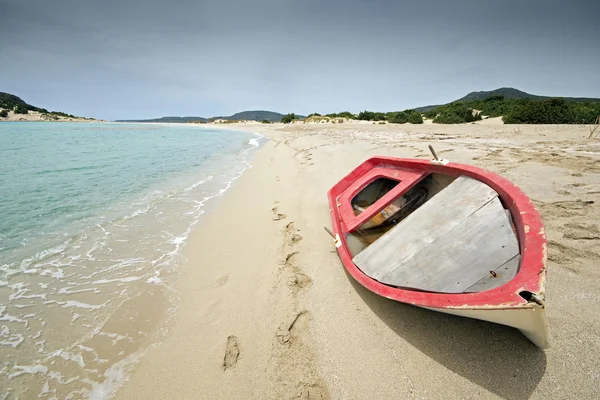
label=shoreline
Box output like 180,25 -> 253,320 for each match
115,122 -> 600,399
0,123 -> 262,398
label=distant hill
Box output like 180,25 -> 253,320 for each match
210,110 -> 287,122
117,110 -> 305,123
415,87 -> 600,112
116,116 -> 208,123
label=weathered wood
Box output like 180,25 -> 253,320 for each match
353,176 -> 498,280
464,255 -> 520,293
378,197 -> 520,293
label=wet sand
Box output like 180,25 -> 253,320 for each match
116,121 -> 600,399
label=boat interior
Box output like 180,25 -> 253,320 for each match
344,171 -> 520,294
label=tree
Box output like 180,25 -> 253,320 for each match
0,109 -> 8,118
358,111 -> 386,121
387,111 -> 408,124
14,104 -> 29,114
281,113 -> 297,124
336,111 -> 357,119
407,110 -> 423,124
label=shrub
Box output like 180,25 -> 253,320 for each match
426,95 -> 600,124
261,119 -> 271,124
358,111 -> 386,121
387,112 -> 408,124
423,109 -> 437,119
502,98 -> 596,124
0,109 -> 7,118
432,103 -> 481,124
337,111 -> 357,119
325,111 -> 357,119
433,113 -> 464,124
14,104 -> 29,114
281,113 -> 297,124
407,110 -> 424,124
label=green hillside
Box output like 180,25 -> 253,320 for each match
423,94 -> 600,124
415,87 -> 600,113
0,91 -> 83,119
0,92 -> 45,114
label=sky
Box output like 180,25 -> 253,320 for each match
1,0 -> 599,120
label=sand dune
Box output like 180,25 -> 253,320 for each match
116,122 -> 600,399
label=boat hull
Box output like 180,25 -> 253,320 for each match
328,156 -> 550,348
422,305 -> 550,349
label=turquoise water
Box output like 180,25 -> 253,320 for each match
0,122 -> 261,398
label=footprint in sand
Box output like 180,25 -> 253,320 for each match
538,200 -> 594,218
288,273 -> 312,290
278,252 -> 298,266
295,382 -> 331,400
284,222 -> 303,244
276,311 -> 309,345
271,206 -> 287,221
563,223 -> 600,241
292,234 -> 303,243
215,274 -> 229,287
548,240 -> 600,265
222,335 -> 240,371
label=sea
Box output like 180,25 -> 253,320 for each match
0,122 -> 262,399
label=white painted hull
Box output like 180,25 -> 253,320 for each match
422,304 -> 551,349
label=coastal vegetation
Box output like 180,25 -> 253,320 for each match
427,103 -> 482,124
1,92 -> 43,113
425,96 -> 600,124
281,113 -> 298,124
0,92 -> 88,120
326,111 -> 357,119
309,109 -> 424,124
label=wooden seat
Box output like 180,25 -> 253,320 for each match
352,176 -> 520,293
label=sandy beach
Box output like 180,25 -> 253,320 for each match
115,121 -> 600,399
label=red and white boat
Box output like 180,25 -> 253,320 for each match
326,150 -> 550,348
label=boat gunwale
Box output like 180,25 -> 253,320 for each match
327,156 -> 547,309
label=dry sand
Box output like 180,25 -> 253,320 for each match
116,121 -> 600,399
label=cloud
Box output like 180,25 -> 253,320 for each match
1,0 -> 598,120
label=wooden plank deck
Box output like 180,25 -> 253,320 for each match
377,197 -> 519,293
352,176 -> 498,281
463,255 -> 520,293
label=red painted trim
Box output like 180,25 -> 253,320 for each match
327,156 -> 547,309
338,166 -> 427,232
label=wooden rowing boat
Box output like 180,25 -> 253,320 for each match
326,150 -> 550,348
